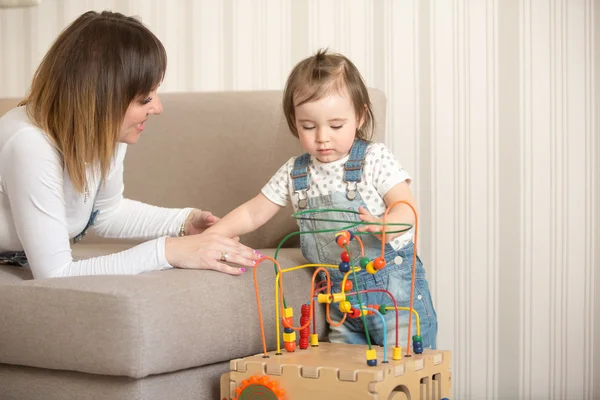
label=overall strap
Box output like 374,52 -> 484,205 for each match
343,140 -> 369,183
291,153 -> 311,192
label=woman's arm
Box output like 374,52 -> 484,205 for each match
92,144 -> 194,240
1,130 -> 174,278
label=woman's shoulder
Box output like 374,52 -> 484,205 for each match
0,107 -> 57,159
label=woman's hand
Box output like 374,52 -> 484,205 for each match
164,232 -> 259,275
184,209 -> 219,235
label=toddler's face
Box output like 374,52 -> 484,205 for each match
294,89 -> 361,163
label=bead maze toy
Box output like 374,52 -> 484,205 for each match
221,201 -> 452,399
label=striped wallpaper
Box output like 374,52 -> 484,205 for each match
1,1 -> 598,399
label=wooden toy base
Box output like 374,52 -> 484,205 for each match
221,342 -> 451,399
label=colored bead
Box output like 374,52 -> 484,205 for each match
331,292 -> 346,303
338,261 -> 350,273
365,261 -> 376,274
284,327 -> 294,333
310,333 -> 319,346
317,293 -> 332,304
282,317 -> 293,328
393,346 -> 403,360
339,301 -> 352,313
373,257 -> 386,270
360,257 -> 370,268
366,348 -> 377,366
342,280 -> 353,291
379,304 -> 388,315
299,337 -> 309,349
283,332 -> 296,342
348,230 -> 355,240
283,307 -> 294,318
336,236 -> 349,247
340,251 -> 351,262
299,304 -> 311,350
348,308 -> 361,318
284,341 -> 296,352
413,335 -> 423,354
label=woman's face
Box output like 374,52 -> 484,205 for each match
119,88 -> 162,144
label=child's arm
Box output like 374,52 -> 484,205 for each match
356,181 -> 417,242
204,193 -> 282,238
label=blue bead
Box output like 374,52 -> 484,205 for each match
338,261 -> 350,273
413,341 -> 423,354
367,359 -> 377,366
348,231 -> 355,240
284,327 -> 294,333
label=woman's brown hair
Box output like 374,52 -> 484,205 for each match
282,49 -> 375,141
19,11 -> 166,193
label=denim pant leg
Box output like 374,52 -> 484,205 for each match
368,255 -> 438,350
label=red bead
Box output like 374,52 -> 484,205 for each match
340,251 -> 351,262
342,280 -> 353,292
373,257 -> 386,270
348,308 -> 361,318
284,341 -> 296,352
299,304 -> 310,350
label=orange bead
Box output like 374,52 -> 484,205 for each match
338,231 -> 351,240
342,280 -> 353,291
284,341 -> 296,352
336,236 -> 349,248
282,317 -> 293,328
373,257 -> 386,270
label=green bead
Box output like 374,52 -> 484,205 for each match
360,257 -> 370,268
412,335 -> 422,342
379,304 -> 388,315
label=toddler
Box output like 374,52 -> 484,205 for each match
207,49 -> 437,349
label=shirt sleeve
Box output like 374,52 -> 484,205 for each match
0,132 -> 172,279
92,144 -> 193,240
366,143 -> 412,199
261,157 -> 294,207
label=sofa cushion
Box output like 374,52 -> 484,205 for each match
0,245 -> 327,379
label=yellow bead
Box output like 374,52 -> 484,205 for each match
317,293 -> 332,304
366,261 -> 376,274
393,346 -> 402,360
283,307 -> 294,318
338,301 -> 352,313
366,349 -> 377,361
331,292 -> 346,303
283,332 -> 296,342
310,334 -> 319,347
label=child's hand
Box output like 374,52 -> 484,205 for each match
356,206 -> 398,242
185,210 -> 220,235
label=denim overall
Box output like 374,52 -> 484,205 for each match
292,140 -> 438,348
0,207 -> 99,267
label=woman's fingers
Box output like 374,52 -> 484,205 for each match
211,261 -> 246,275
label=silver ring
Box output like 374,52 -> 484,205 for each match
220,251 -> 229,262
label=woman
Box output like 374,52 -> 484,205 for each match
0,10 -> 257,279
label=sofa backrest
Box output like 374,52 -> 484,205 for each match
0,89 -> 386,249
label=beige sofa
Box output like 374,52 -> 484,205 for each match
0,89 -> 386,400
